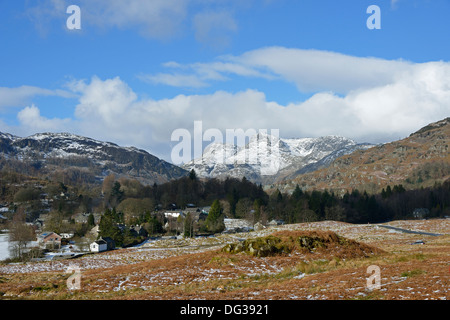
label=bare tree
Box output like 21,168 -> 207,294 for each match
8,208 -> 35,261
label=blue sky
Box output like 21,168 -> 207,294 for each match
0,0 -> 449,162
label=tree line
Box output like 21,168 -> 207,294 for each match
3,167 -> 449,261
104,170 -> 449,226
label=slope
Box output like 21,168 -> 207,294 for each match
273,118 -> 450,195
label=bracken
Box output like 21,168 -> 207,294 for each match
221,230 -> 384,258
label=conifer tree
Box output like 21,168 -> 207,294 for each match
205,199 -> 224,233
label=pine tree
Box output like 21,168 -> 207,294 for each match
205,199 -> 224,233
292,184 -> 303,201
99,208 -> 123,246
189,169 -> 197,180
87,213 -> 95,227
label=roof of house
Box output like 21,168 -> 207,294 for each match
101,237 -> 115,244
39,232 -> 61,240
38,232 -> 61,241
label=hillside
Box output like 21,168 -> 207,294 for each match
0,132 -> 187,186
273,118 -> 450,195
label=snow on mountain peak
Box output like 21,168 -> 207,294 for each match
182,133 -> 363,183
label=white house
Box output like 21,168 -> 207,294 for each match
164,211 -> 184,219
90,239 -> 108,253
89,237 -> 115,253
60,233 -> 74,239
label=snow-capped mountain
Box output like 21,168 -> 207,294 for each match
0,132 -> 187,185
182,133 -> 374,184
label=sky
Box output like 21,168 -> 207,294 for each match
0,0 -> 449,163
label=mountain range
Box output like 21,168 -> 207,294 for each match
1,117 -> 448,191
182,133 -> 374,184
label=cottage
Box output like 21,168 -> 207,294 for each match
90,237 -> 115,252
38,232 -> 62,249
90,239 -> 107,253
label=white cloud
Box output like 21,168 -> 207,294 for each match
141,47 -> 414,94
148,47 -> 413,94
235,47 -> 413,94
17,104 -> 71,132
73,76 -> 137,124
139,59 -> 271,88
0,85 -> 75,110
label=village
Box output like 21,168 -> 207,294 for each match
0,197 -> 285,263
0,179 -> 443,264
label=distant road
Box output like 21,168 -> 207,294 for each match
378,225 -> 443,237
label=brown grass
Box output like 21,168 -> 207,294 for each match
0,221 -> 448,300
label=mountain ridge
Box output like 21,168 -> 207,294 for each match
0,131 -> 187,185
182,133 -> 374,184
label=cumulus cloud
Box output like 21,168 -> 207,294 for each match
17,104 -> 72,132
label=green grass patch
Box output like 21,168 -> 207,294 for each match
32,283 -> 59,291
401,269 -> 426,278
353,290 -> 385,300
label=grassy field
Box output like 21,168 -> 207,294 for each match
0,219 -> 448,300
